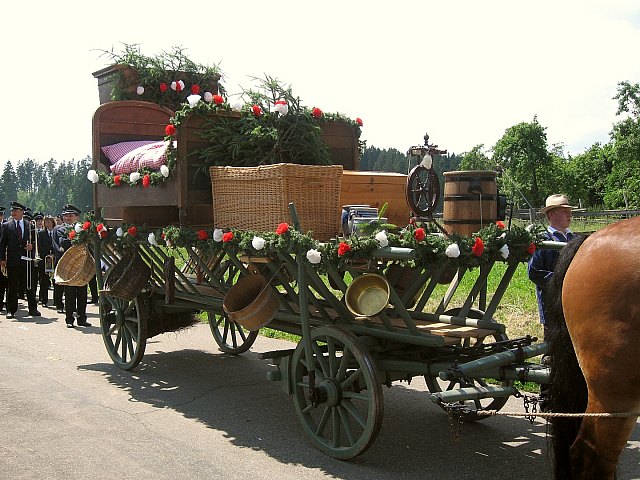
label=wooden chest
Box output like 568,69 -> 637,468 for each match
339,171 -> 411,227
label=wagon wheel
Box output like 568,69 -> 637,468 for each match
406,164 -> 440,218
100,294 -> 148,370
208,311 -> 258,354
425,308 -> 512,421
291,326 -> 384,459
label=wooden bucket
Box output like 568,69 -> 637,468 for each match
223,271 -> 279,331
443,171 -> 497,236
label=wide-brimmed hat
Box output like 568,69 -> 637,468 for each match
540,194 -> 576,214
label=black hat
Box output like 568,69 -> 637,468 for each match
61,204 -> 81,215
10,201 -> 26,211
23,210 -> 33,221
0,206 -> 5,214
34,212 -> 44,220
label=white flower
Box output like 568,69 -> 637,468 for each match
203,91 -> 213,103
231,100 -> 244,112
116,227 -> 123,237
136,85 -> 144,95
148,232 -> 158,245
499,244 -> 510,259
306,249 -> 322,264
526,224 -> 535,232
170,81 -> 177,91
74,223 -> 83,233
274,101 -> 289,115
177,80 -> 185,91
252,236 -> 265,250
499,232 -> 506,239
160,165 -> 170,177
166,239 -> 172,248
445,243 -> 460,258
129,171 -> 141,183
375,230 -> 389,248
213,228 -> 223,242
187,94 -> 201,108
87,169 -> 99,183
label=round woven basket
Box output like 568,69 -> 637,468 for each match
54,244 -> 95,287
223,272 -> 279,331
103,249 -> 150,300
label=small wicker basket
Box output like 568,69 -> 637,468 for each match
54,244 -> 95,287
103,249 -> 151,300
210,163 -> 343,241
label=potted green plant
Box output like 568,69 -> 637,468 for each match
92,43 -> 223,111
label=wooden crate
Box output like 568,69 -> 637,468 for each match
340,171 -> 411,227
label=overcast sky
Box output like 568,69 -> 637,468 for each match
1,0 -> 639,170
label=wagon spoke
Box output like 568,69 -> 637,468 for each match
338,406 -> 356,445
336,347 -> 351,382
341,399 -> 367,429
312,341 -> 329,376
341,368 -> 363,390
332,408 -> 340,448
315,406 -> 331,435
327,338 -> 338,378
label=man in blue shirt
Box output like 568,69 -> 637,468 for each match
528,194 -> 576,341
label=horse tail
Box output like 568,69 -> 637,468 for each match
545,234 -> 589,479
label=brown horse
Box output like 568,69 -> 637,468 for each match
546,216 -> 640,479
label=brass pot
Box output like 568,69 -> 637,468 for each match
344,274 -> 390,317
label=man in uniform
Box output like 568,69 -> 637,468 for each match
0,206 -> 7,312
52,204 -> 90,328
0,202 -> 40,318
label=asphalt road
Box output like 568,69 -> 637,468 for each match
1,301 -> 638,480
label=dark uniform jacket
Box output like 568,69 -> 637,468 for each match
51,224 -> 71,262
0,218 -> 33,268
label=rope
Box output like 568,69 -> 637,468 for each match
476,410 -> 640,419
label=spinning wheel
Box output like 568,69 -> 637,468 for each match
406,165 -> 440,218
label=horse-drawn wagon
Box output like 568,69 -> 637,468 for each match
78,99 -> 560,460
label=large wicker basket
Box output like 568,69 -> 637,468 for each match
54,244 -> 95,286
210,163 -> 343,241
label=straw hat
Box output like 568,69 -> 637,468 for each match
540,194 -> 576,214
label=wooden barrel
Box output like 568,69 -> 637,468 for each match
443,170 -> 497,236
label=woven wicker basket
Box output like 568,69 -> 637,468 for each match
103,249 -> 151,300
54,244 -> 95,286
210,163 -> 343,241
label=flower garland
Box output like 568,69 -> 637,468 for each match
88,95 -> 363,189
72,215 -> 543,273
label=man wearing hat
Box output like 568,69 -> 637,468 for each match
0,202 -> 41,318
52,204 -> 90,328
0,206 -> 7,312
527,194 -> 576,408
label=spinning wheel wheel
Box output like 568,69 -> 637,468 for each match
406,165 -> 440,218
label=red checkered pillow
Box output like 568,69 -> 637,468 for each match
110,141 -> 175,175
102,140 -> 158,164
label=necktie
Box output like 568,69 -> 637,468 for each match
17,220 -> 22,240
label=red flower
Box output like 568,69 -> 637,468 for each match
96,223 -> 105,232
99,230 -> 108,239
160,233 -> 165,240
312,107 -> 323,119
527,243 -> 537,254
175,81 -> 183,92
197,229 -> 208,240
222,231 -> 234,242
165,124 -> 176,136
496,220 -> 506,229
213,94 -> 224,105
113,174 -> 121,186
142,174 -> 151,188
252,105 -> 262,117
159,83 -> 168,92
275,222 -> 289,235
69,231 -> 76,240
191,84 -> 201,95
356,117 -> 363,126
471,237 -> 485,257
414,227 -> 426,241
337,242 -> 351,256
82,221 -> 91,231
127,226 -> 138,237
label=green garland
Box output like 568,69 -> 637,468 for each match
73,215 -> 544,273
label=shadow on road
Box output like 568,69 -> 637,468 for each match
79,346 -> 562,479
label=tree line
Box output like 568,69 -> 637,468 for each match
361,81 -> 640,211
0,157 -> 93,217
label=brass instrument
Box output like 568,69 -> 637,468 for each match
26,219 -> 41,290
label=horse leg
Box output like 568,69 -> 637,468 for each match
569,400 -> 638,479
